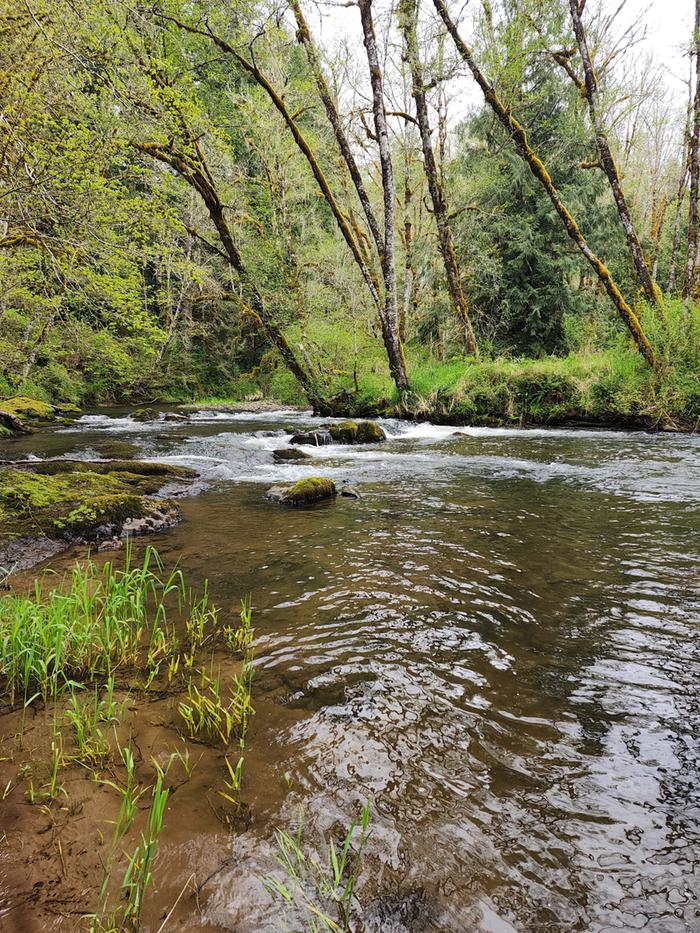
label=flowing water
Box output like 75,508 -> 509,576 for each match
5,410 -> 700,931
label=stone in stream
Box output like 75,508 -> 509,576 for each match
0,459 -> 198,576
265,477 -> 336,506
291,420 -> 386,446
131,407 -> 158,421
339,484 -> 362,499
356,420 -> 386,443
0,395 -> 79,437
289,430 -> 333,446
273,448 -> 310,463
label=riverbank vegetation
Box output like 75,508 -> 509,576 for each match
1,0 -> 698,428
0,548 -> 255,927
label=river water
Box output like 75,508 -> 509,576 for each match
7,409 -> 700,931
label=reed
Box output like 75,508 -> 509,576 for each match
0,546 -> 189,705
178,658 -> 253,745
264,801 -> 371,932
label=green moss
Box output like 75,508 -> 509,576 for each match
285,477 -> 336,504
0,459 -> 194,540
58,495 -> 145,532
131,407 -> 158,421
27,459 -> 195,478
94,440 -> 140,459
0,396 -> 56,420
329,420 -> 358,443
356,421 -> 386,443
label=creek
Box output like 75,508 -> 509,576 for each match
4,408 -> 700,931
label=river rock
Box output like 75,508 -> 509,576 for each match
356,420 -> 386,443
291,420 -> 386,446
131,407 -> 158,421
265,477 -> 336,506
273,448 -> 310,463
289,431 -> 333,446
329,420 -> 360,443
339,485 -> 362,500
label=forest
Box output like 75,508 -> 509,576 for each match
1,0 -> 698,427
1,0 -> 699,931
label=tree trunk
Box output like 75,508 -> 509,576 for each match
160,11 -> 411,395
401,148 -> 414,343
358,0 -> 409,393
400,0 -> 477,354
568,0 -> 659,305
134,142 -> 326,409
684,0 -> 700,302
432,0 -> 659,370
668,71 -> 693,293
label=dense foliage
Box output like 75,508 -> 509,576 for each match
0,0 -> 697,423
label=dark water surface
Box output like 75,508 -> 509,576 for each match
8,410 -> 700,931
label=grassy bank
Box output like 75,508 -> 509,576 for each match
3,302 -> 698,431
190,303 -> 700,430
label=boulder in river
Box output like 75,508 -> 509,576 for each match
0,396 -> 79,437
289,431 -> 333,446
0,459 -> 197,575
329,420 -> 360,443
273,448 -> 310,463
356,420 -> 386,443
131,407 -> 158,421
291,420 -> 386,446
265,476 -> 336,506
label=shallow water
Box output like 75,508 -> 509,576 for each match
5,409 -> 700,930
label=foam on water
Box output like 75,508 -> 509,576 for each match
44,408 -> 700,505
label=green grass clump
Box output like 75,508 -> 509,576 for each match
0,547 -> 186,704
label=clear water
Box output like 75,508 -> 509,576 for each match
7,409 -> 700,931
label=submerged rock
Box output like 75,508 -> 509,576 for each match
94,440 -> 140,460
273,448 -> 310,463
0,536 -> 69,577
265,476 -> 336,506
339,484 -> 362,500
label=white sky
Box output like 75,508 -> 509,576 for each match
310,0 -> 693,108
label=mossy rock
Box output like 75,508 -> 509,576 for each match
356,420 -> 386,443
94,440 -> 140,460
265,476 -> 336,506
327,420 -> 385,444
131,407 -> 158,421
329,420 -> 359,443
22,459 -> 195,479
0,459 -> 195,543
0,396 -> 56,420
57,494 -> 146,534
